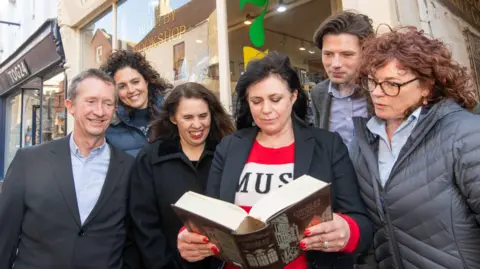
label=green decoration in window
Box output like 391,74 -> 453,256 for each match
240,0 -> 269,47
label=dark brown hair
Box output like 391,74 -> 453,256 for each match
235,51 -> 308,130
360,26 -> 476,110
150,82 -> 235,142
313,10 -> 374,50
100,50 -> 173,118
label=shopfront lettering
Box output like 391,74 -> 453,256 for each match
135,25 -> 187,52
6,60 -> 30,85
156,9 -> 176,27
438,0 -> 480,30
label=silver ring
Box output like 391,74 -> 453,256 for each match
323,241 -> 329,249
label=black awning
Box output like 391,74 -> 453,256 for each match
0,19 -> 65,95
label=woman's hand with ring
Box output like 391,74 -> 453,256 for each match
299,213 -> 351,252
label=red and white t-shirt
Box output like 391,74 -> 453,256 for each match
226,140 -> 308,269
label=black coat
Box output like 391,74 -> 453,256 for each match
127,138 -> 217,269
206,118 -> 373,269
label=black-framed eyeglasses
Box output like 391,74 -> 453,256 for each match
360,77 -> 418,97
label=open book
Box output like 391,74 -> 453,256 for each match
172,175 -> 332,269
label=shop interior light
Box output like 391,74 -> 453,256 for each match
277,0 -> 287,12
308,46 -> 315,54
299,42 -> 306,51
196,39 -> 203,43
244,13 -> 253,25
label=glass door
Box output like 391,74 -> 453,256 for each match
22,89 -> 41,147
4,93 -> 22,173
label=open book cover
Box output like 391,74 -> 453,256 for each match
172,175 -> 333,269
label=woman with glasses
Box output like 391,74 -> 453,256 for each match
351,27 -> 480,269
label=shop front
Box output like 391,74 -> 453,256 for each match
0,19 -> 66,177
59,0 -> 340,118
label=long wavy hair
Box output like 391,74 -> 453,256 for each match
360,26 -> 476,111
150,82 -> 235,142
234,51 -> 308,130
100,50 -> 173,118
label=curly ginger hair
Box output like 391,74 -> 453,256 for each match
360,27 -> 477,110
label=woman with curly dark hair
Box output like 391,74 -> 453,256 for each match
101,50 -> 173,156
127,82 -> 235,269
350,26 -> 480,269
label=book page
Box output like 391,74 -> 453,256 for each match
174,191 -> 248,231
249,175 -> 329,222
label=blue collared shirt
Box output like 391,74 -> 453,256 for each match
328,81 -> 368,149
367,107 -> 422,186
69,134 -> 111,224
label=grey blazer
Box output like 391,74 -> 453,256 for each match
310,79 -> 373,130
0,136 -> 135,269
310,79 -> 332,129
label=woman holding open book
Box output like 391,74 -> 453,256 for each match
126,82 -> 235,269
177,52 -> 373,269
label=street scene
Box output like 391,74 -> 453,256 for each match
0,0 -> 479,268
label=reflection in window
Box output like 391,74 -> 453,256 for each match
4,94 -> 21,174
173,42 -> 185,80
80,8 -> 114,68
22,90 -> 40,147
116,0 -> 218,90
96,46 -> 103,64
42,72 -> 66,142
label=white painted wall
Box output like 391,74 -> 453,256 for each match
0,0 -> 57,62
424,0 -> 480,74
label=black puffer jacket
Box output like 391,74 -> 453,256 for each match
350,99 -> 480,269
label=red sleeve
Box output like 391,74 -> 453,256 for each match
337,213 -> 360,253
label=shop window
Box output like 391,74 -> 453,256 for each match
80,8 -> 114,68
22,89 -> 41,147
4,93 -> 21,174
116,0 -> 218,88
226,0 -> 330,116
42,72 -> 67,142
173,42 -> 185,80
95,46 -> 103,64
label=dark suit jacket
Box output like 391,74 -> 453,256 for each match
0,136 -> 134,269
205,118 -> 373,269
310,79 -> 373,130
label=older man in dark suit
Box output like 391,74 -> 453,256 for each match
0,69 -> 135,269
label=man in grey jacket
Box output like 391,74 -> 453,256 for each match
311,11 -> 374,149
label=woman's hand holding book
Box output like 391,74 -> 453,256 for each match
177,228 -> 220,262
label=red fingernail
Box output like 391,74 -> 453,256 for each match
203,237 -> 209,243
211,246 -> 220,255
299,242 -> 306,250
304,230 -> 311,236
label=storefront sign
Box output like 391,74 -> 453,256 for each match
463,28 -> 480,99
135,25 -> 187,52
0,20 -> 65,95
135,9 -> 186,52
5,60 -> 30,85
438,0 -> 480,30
